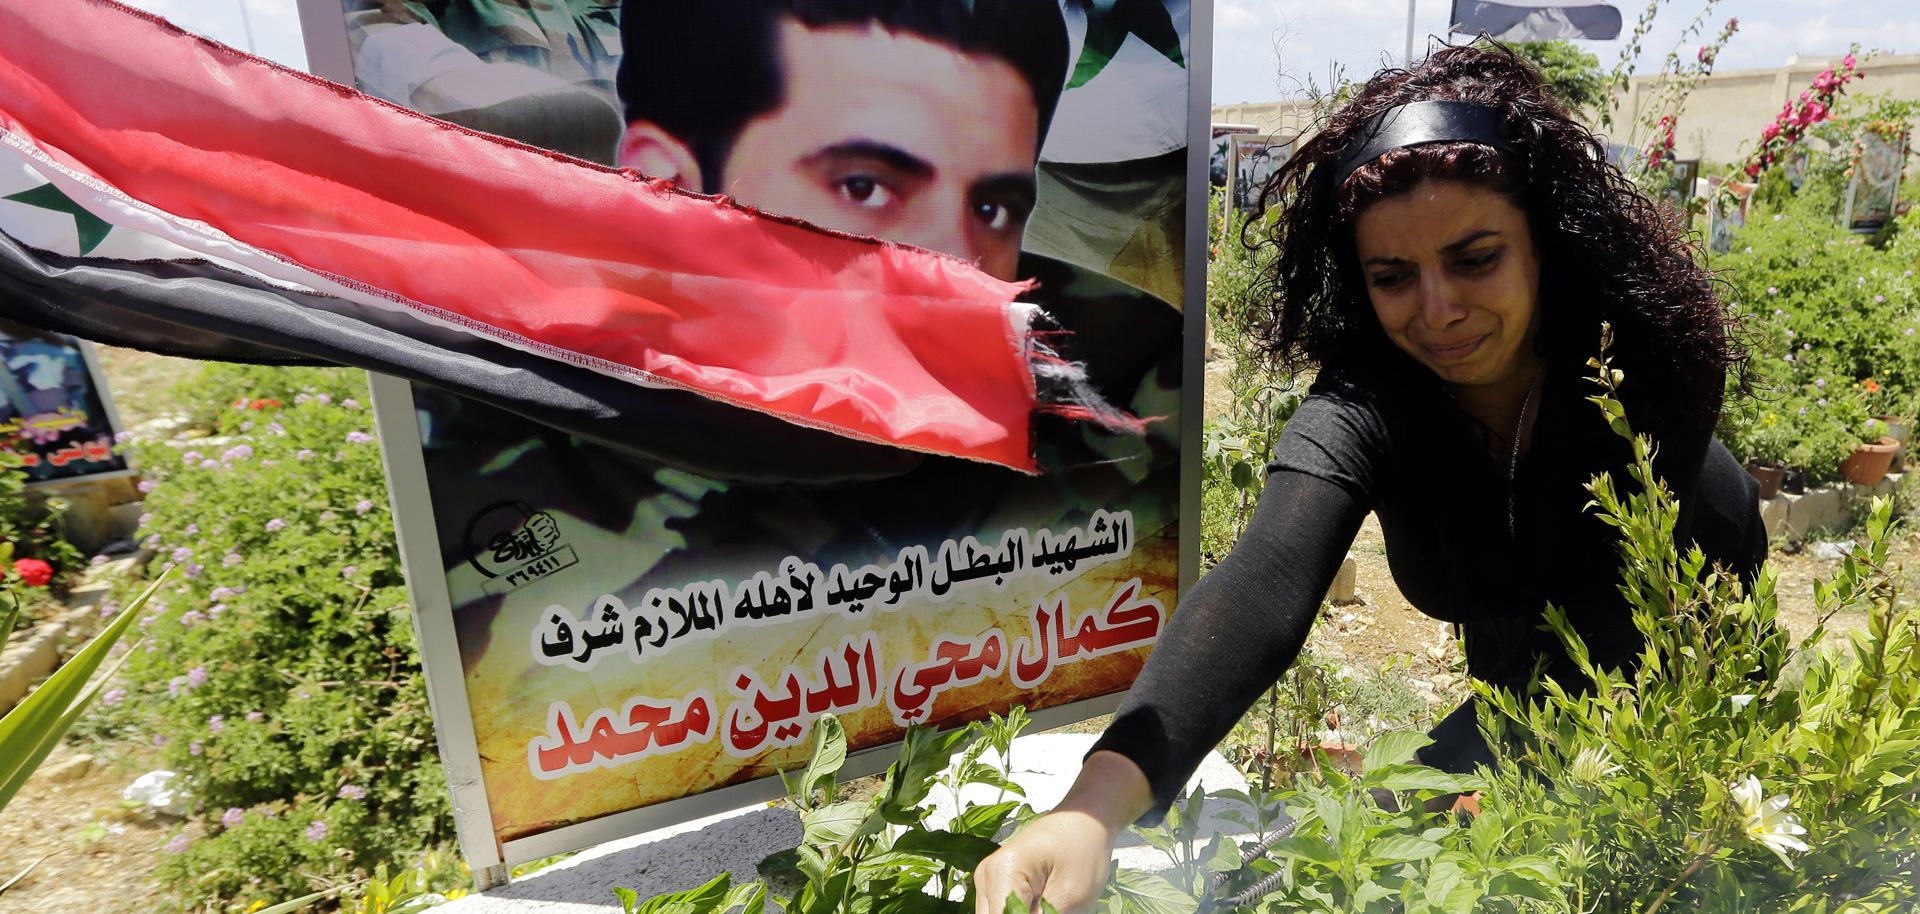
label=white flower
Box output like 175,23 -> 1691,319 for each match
1731,775 -> 1809,866
1567,747 -> 1623,783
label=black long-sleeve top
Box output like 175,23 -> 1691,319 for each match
1090,359 -> 1768,818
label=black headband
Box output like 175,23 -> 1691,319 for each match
1333,100 -> 1517,187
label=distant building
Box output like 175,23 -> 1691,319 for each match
1213,51 -> 1920,169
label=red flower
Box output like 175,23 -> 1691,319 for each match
247,398 -> 282,410
1746,162 -> 1762,178
13,557 -> 53,588
1863,378 -> 1881,393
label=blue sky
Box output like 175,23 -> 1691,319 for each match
119,0 -> 1914,106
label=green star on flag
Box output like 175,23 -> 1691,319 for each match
1067,0 -> 1186,90
4,182 -> 112,255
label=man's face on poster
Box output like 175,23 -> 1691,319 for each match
619,18 -> 1041,280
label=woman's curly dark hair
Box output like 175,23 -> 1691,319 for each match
1245,42 -> 1745,436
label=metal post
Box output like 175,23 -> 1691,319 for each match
1405,0 -> 1417,66
234,0 -> 258,53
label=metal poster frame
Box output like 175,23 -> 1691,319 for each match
309,0 -> 1212,883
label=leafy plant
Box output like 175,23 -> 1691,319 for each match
0,569 -> 169,815
86,362 -> 449,910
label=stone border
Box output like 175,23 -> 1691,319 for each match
1758,472 -> 1906,541
0,556 -> 141,715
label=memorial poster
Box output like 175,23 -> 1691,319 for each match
303,0 -> 1203,867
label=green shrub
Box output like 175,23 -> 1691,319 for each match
98,363 -> 449,910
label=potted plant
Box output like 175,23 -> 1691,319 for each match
1840,434 -> 1901,486
1721,404 -> 1794,498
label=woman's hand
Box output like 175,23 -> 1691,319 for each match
972,751 -> 1153,914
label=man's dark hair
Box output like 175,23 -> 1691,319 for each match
616,0 -> 1069,193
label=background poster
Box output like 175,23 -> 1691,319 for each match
0,318 -> 128,484
309,0 -> 1198,863
1231,134 -> 1290,213
1846,128 -> 1909,234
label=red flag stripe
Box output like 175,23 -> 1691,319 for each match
0,0 -> 1043,470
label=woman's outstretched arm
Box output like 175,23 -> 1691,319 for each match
972,467 -> 1369,914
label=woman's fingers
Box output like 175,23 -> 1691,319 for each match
972,811 -> 1117,914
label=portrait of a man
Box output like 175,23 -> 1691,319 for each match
614,1 -> 1069,282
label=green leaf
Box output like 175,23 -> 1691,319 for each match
800,714 -> 848,804
0,570 -> 168,813
881,725 -> 973,825
615,887 -> 641,913
951,800 -> 1025,839
1363,731 -> 1432,771
250,887 -> 345,914
0,590 -> 19,656
724,882 -> 768,914
891,829 -> 1002,871
1108,869 -> 1197,914
1230,460 -> 1254,490
1366,834 -> 1443,864
1003,893 -> 1061,914
1200,832 -> 1241,873
802,802 -> 872,847
1272,834 -> 1340,867
1364,767 -> 1468,795
626,871 -> 732,914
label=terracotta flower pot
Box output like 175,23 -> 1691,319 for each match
1747,462 -> 1784,500
1839,437 -> 1900,486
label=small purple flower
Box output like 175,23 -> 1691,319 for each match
221,445 -> 253,462
224,553 -> 242,567
1818,398 -> 1829,406
355,499 -> 375,515
222,807 -> 245,828
316,393 -> 333,404
318,510 -> 339,524
183,523 -> 199,537
142,615 -> 160,633
295,449 -> 315,461
115,430 -> 135,444
181,450 -> 203,463
171,546 -> 194,563
184,563 -> 203,580
199,459 -> 220,470
139,512 -> 154,528
1783,354 -> 1795,363
337,784 -> 366,800
187,665 -> 208,688
1815,378 -> 1827,389
211,587 -> 238,601
295,393 -> 312,405
141,533 -> 160,548
137,480 -> 158,494
1858,276 -> 1867,285
1785,330 -> 1795,338
266,422 -> 285,435
265,518 -> 287,533
305,820 -> 329,842
341,565 -> 358,578
245,711 -> 264,722
342,398 -> 361,410
346,431 -> 374,445
1802,343 -> 1811,351
163,833 -> 190,854
180,610 -> 206,627
239,421 -> 254,432
1875,295 -> 1886,303
167,675 -> 186,696
208,714 -> 225,734
208,604 -> 226,618
152,733 -> 169,748
1767,287 -> 1778,296
1798,406 -> 1808,417
98,601 -> 118,619
102,688 -> 126,706
1908,328 -> 1917,336
188,740 -> 203,756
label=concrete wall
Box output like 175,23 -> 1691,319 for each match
1211,52 -> 1920,166
1617,52 -> 1920,165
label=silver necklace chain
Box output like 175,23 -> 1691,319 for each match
1507,364 -> 1545,539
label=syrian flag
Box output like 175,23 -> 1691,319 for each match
1450,0 -> 1623,41
0,0 -> 1136,481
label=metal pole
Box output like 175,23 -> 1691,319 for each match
235,0 -> 258,53
1405,0 -> 1417,66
